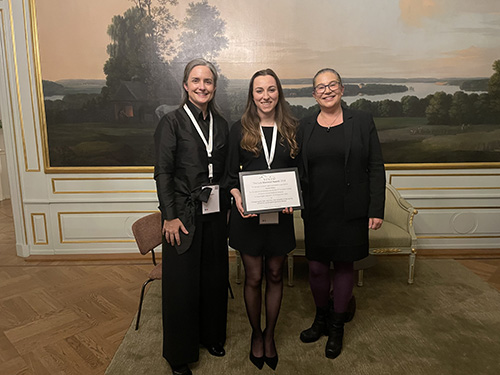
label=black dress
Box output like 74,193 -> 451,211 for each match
304,122 -> 368,263
225,121 -> 296,256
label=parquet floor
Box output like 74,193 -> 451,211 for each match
0,200 -> 153,374
1,198 -> 499,374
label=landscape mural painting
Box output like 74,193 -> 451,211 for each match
34,0 -> 500,168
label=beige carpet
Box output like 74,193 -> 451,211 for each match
106,258 -> 500,375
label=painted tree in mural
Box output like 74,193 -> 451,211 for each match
488,59 -> 500,121
174,0 -> 228,64
425,91 -> 452,125
171,0 -> 231,113
103,0 -> 230,110
103,7 -> 155,94
449,91 -> 475,125
102,1 -> 179,101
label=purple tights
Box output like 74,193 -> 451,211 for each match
308,260 -> 354,313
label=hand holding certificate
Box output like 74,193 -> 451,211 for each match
239,167 -> 304,215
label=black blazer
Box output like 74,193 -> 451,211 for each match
154,106 -> 229,252
297,107 -> 386,222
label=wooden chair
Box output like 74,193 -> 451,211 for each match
132,212 -> 163,330
133,213 -> 235,330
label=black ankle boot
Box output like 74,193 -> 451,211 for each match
345,295 -> 356,323
325,311 -> 347,359
300,305 -> 329,343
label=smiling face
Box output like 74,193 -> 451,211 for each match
252,74 -> 279,120
183,65 -> 215,112
312,71 -> 345,110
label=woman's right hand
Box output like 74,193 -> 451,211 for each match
162,218 -> 188,246
230,188 -> 257,219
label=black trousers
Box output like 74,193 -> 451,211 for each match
162,213 -> 228,367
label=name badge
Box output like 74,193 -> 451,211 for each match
259,212 -> 279,225
202,184 -> 220,214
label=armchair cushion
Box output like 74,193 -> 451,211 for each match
369,221 -> 412,248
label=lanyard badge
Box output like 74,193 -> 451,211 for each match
184,104 -> 214,180
184,104 -> 219,214
259,123 -> 279,224
260,123 -> 277,170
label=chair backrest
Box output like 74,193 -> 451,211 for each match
132,212 -> 163,255
384,184 -> 415,231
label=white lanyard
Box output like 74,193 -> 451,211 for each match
260,123 -> 277,170
183,104 -> 214,179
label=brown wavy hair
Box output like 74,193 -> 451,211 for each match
240,69 -> 298,158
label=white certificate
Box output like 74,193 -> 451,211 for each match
239,167 -> 304,215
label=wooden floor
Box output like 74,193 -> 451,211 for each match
0,198 -> 499,374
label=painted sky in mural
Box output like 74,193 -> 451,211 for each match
37,0 -> 500,80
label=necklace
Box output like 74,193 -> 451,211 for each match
320,110 -> 342,132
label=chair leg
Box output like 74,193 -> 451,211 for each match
357,270 -> 364,287
235,251 -> 242,284
228,281 -> 234,299
287,253 -> 294,287
408,251 -> 416,284
136,278 -> 155,330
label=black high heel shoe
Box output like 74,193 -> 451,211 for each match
264,353 -> 278,371
263,330 -> 279,370
249,336 -> 264,370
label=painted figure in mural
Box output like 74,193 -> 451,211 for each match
154,58 -> 230,375
225,68 -> 298,370
297,68 -> 386,359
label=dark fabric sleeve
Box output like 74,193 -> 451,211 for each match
154,115 -> 178,220
223,121 -> 243,192
367,114 -> 386,219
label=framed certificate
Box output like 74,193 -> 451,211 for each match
239,167 -> 304,215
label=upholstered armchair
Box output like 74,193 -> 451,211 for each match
360,183 -> 418,285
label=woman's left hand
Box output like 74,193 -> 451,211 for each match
369,218 -> 383,230
282,207 -> 294,215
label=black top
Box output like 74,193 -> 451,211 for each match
225,120 -> 296,256
307,122 -> 345,223
297,107 -> 386,222
154,102 -> 230,252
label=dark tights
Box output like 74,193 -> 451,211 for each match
308,260 -> 354,313
241,253 -> 285,358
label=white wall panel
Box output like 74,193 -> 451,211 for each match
51,176 -> 156,195
30,212 -> 47,244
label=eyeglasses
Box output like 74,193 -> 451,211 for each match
313,81 -> 341,95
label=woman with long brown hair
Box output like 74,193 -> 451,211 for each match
225,68 -> 298,371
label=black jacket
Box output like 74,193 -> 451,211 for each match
297,107 -> 386,222
154,105 -> 229,251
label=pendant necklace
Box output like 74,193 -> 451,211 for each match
321,110 -> 342,132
